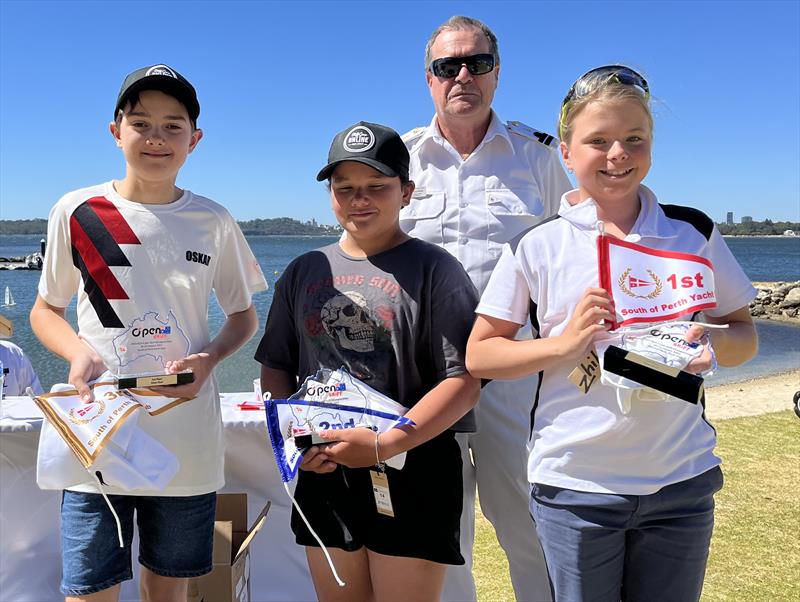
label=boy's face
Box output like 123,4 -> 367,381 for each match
110,89 -> 202,183
329,162 -> 414,246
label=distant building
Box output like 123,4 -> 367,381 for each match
726,212 -> 734,225
741,216 -> 754,224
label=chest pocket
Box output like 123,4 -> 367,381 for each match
486,187 -> 544,218
399,190 -> 445,238
486,187 -> 546,243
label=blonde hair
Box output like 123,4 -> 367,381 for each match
559,82 -> 653,144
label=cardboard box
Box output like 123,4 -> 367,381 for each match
188,494 -> 270,602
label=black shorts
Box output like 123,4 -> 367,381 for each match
291,430 -> 464,565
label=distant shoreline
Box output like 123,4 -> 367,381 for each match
2,232 -> 798,238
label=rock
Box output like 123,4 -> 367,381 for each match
779,287 -> 800,308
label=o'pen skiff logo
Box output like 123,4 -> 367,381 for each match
68,399 -> 107,425
618,267 -> 663,300
145,65 -> 177,79
343,126 -> 375,153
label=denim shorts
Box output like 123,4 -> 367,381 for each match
60,491 -> 216,597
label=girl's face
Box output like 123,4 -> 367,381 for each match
560,98 -> 652,208
329,161 -> 414,255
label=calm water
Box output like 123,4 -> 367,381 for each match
1,234 -> 798,391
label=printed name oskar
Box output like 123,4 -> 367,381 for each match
185,250 -> 212,266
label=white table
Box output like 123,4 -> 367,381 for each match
0,393 -> 316,602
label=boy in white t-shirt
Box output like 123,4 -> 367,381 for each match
30,64 -> 267,602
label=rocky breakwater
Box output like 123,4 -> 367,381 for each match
750,281 -> 800,324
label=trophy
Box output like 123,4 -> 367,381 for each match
113,311 -> 195,389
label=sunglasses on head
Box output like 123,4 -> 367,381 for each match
562,65 -> 649,108
429,53 -> 496,79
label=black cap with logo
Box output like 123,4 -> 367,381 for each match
114,64 -> 200,124
316,121 -> 409,181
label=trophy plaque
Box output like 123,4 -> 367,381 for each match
117,371 -> 195,390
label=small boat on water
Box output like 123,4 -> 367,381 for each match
3,286 -> 16,307
0,251 -> 43,270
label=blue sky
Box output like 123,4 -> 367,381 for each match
1,0 -> 798,224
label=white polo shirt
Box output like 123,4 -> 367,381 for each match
400,112 -> 571,295
477,185 -> 756,494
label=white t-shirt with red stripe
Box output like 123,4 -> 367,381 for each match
477,186 -> 756,495
39,181 -> 267,495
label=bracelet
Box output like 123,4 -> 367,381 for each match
374,431 -> 385,469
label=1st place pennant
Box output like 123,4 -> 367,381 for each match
597,235 -> 717,329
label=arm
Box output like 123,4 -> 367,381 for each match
685,306 -> 758,372
467,287 -> 614,379
317,373 -> 480,469
259,364 -> 297,399
157,304 -> 258,397
30,294 -> 105,402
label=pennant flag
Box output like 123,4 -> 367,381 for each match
265,368 -> 415,483
34,372 -> 190,491
598,235 -> 716,329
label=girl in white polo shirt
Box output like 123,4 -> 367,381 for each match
466,66 -> 758,602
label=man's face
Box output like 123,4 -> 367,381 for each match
426,27 -> 499,122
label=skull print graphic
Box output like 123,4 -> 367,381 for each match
320,291 -> 376,352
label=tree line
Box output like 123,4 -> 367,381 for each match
0,217 -> 342,236
716,220 -> 799,236
1,218 -> 797,237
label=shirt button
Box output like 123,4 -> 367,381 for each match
459,237 -> 468,245
459,202 -> 468,209
514,207 -> 523,214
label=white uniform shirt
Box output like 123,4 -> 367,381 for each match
0,340 -> 43,396
477,186 -> 756,495
38,182 -> 267,495
400,112 -> 571,295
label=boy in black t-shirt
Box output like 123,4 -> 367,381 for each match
255,121 -> 479,601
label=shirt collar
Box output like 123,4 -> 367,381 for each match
416,110 -> 512,157
558,185 -> 680,241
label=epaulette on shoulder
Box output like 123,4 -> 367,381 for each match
507,120 -> 558,148
402,126 -> 426,144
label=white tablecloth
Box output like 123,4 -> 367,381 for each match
0,393 -> 316,602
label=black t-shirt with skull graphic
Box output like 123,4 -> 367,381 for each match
255,238 -> 478,431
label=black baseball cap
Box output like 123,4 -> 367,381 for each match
114,64 -> 200,124
316,121 -> 409,181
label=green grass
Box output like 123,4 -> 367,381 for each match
473,411 -> 799,601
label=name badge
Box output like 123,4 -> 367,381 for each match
370,469 -> 394,517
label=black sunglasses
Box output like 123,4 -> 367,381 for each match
562,65 -> 649,108
429,53 -> 495,79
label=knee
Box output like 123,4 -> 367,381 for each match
140,568 -> 187,602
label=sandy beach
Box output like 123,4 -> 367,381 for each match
705,369 -> 799,420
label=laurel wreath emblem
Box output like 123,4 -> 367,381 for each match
618,268 -> 663,300
67,398 -> 107,425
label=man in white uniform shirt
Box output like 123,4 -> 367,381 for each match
400,16 -> 570,602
